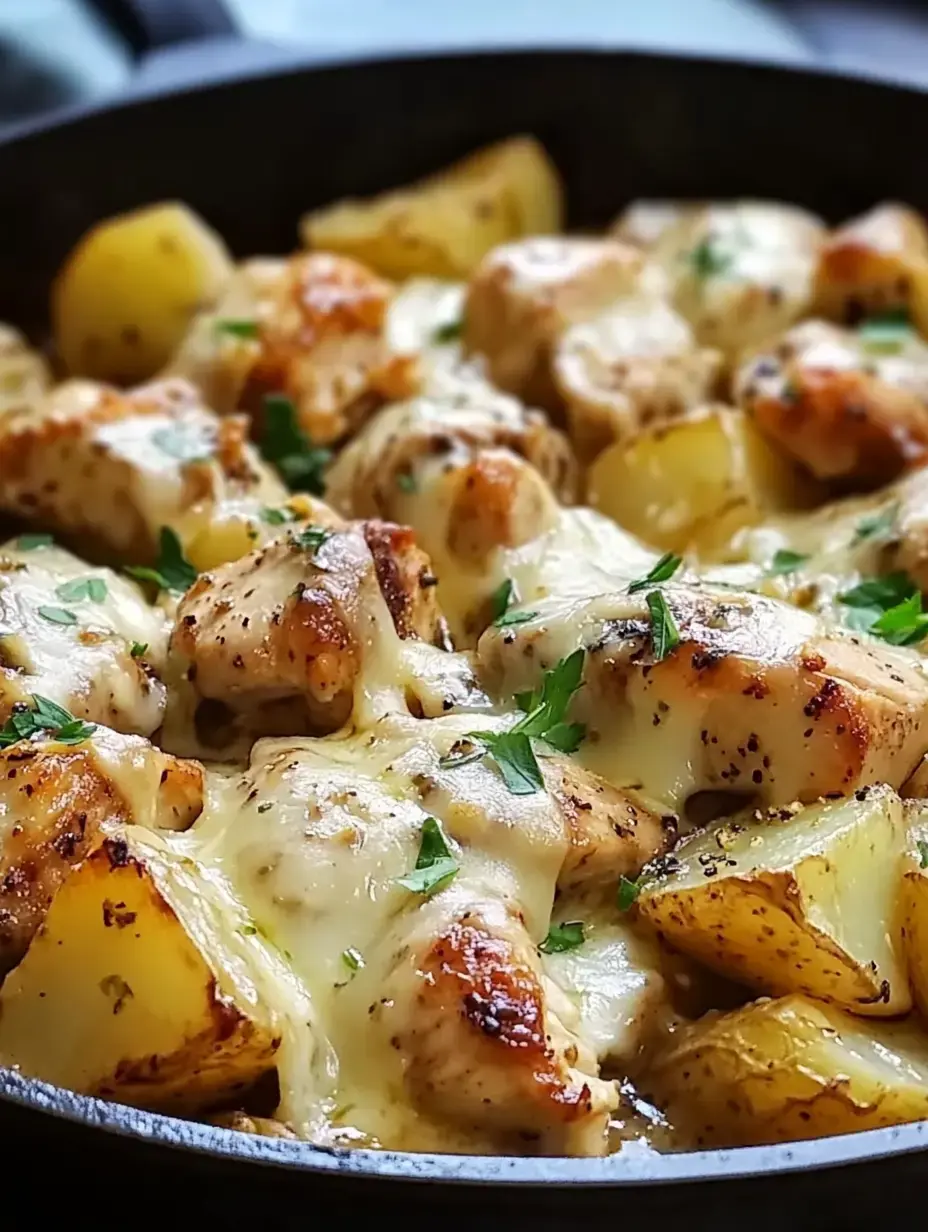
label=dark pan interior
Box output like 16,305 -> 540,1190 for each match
2,46 -> 928,1208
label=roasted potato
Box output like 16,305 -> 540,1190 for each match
587,404 -> 816,558
300,136 -> 563,280
0,324 -> 50,419
899,808 -> 928,1018
0,824 -> 303,1114
640,993 -> 928,1147
52,202 -> 234,384
638,786 -> 910,1016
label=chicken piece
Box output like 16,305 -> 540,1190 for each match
477,582 -> 928,812
0,377 -> 287,570
0,325 -> 50,420
326,382 -> 578,643
553,296 -> 723,462
0,724 -> 202,975
166,253 -> 418,446
0,538 -> 168,735
735,318 -> 928,486
614,200 -> 826,355
165,519 -> 448,755
463,237 -> 645,409
813,203 -> 928,326
196,712 -> 665,1152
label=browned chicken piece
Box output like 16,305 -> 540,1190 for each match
325,382 -> 578,643
167,253 -> 418,446
553,296 -> 723,462
0,377 -> 287,570
0,325 -> 50,420
0,725 -> 202,975
463,236 -> 645,409
477,583 -> 928,812
166,519 -> 447,753
735,318 -> 928,486
612,200 -> 826,355
813,203 -> 928,326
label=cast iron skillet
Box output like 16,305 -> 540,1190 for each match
3,0 -> 928,1220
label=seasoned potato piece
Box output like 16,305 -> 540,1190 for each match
814,203 -> 928,326
587,405 -> 816,558
0,325 -> 50,420
0,824 -> 301,1113
736,319 -> 928,485
299,137 -> 563,281
899,809 -> 928,1017
0,539 -> 168,734
52,202 -> 233,384
478,584 -> 928,813
0,727 -> 202,974
637,787 -> 909,1015
464,236 -> 643,409
0,377 -> 286,569
624,201 -> 825,354
553,296 -> 723,462
169,253 -> 418,447
640,994 -> 928,1146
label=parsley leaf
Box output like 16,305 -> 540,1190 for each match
38,605 -> 76,626
767,549 -> 809,576
490,579 -> 516,621
261,506 -> 297,526
617,876 -> 640,911
839,571 -> 928,643
479,730 -> 544,794
126,527 -> 198,594
341,947 -> 365,973
628,552 -> 682,594
871,592 -> 928,646
215,318 -> 259,340
396,817 -> 459,896
16,533 -> 53,551
859,309 -> 913,355
130,641 -> 148,659
854,504 -> 899,545
296,526 -> 332,557
433,319 -> 463,344
0,694 -> 95,749
261,394 -> 331,496
919,840 -> 928,870
539,920 -> 585,954
396,472 -> 418,494
646,591 -> 680,660
495,609 -> 538,628
55,576 -> 108,604
840,572 -> 915,611
687,237 -> 732,279
151,425 -> 212,464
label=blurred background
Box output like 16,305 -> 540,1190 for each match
5,0 -> 928,131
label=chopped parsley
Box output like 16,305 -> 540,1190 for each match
432,319 -> 463,344
396,817 -> 459,896
126,527 -> 198,594
687,236 -> 732,280
260,394 -> 331,496
617,876 -> 640,912
130,641 -> 148,659
919,840 -> 928,870
767,549 -> 809,576
396,472 -> 418,494
488,578 -> 537,627
296,526 -> 332,557
539,920 -> 585,954
646,591 -> 680,660
854,503 -> 899,545
628,552 -> 682,594
239,923 -> 258,937
0,694 -> 95,749
341,947 -> 365,973
451,650 -> 586,796
215,318 -> 259,340
37,605 -> 77,626
858,308 -> 913,355
496,609 -> 537,628
16,533 -> 53,551
871,592 -> 928,646
839,571 -> 928,645
261,506 -> 297,526
151,425 -> 212,464
55,576 -> 108,604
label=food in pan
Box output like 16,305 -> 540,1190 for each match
6,136 -> 928,1157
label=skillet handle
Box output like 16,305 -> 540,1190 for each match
84,0 -> 237,58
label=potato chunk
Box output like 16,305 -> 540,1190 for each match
638,786 -> 910,1015
640,994 -> 928,1146
52,202 -> 234,384
299,137 -> 563,280
0,325 -> 50,420
587,405 -> 815,558
0,825 -> 293,1113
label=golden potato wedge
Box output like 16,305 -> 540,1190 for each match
299,136 -> 563,280
638,786 -> 910,1015
899,807 -> 928,1018
52,202 -> 234,384
0,324 -> 50,420
640,994 -> 928,1147
0,825 -> 299,1114
586,404 -> 816,558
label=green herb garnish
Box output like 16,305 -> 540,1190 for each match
341,947 -> 365,973
130,642 -> 148,659
839,571 -> 928,644
55,576 -> 108,604
628,552 -> 682,594
396,817 -> 459,896
854,503 -> 899,545
396,472 -> 418,494
433,319 -> 463,344
646,591 -> 680,660
16,533 -> 53,551
0,694 -> 95,749
261,394 -> 331,496
919,840 -> 928,870
37,605 -> 77,626
859,309 -> 913,355
617,876 -> 640,911
767,549 -> 809,576
126,528 -> 198,595
261,506 -> 297,526
215,319 -> 259,340
539,920 -> 585,954
296,526 -> 332,557
687,236 -> 732,279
